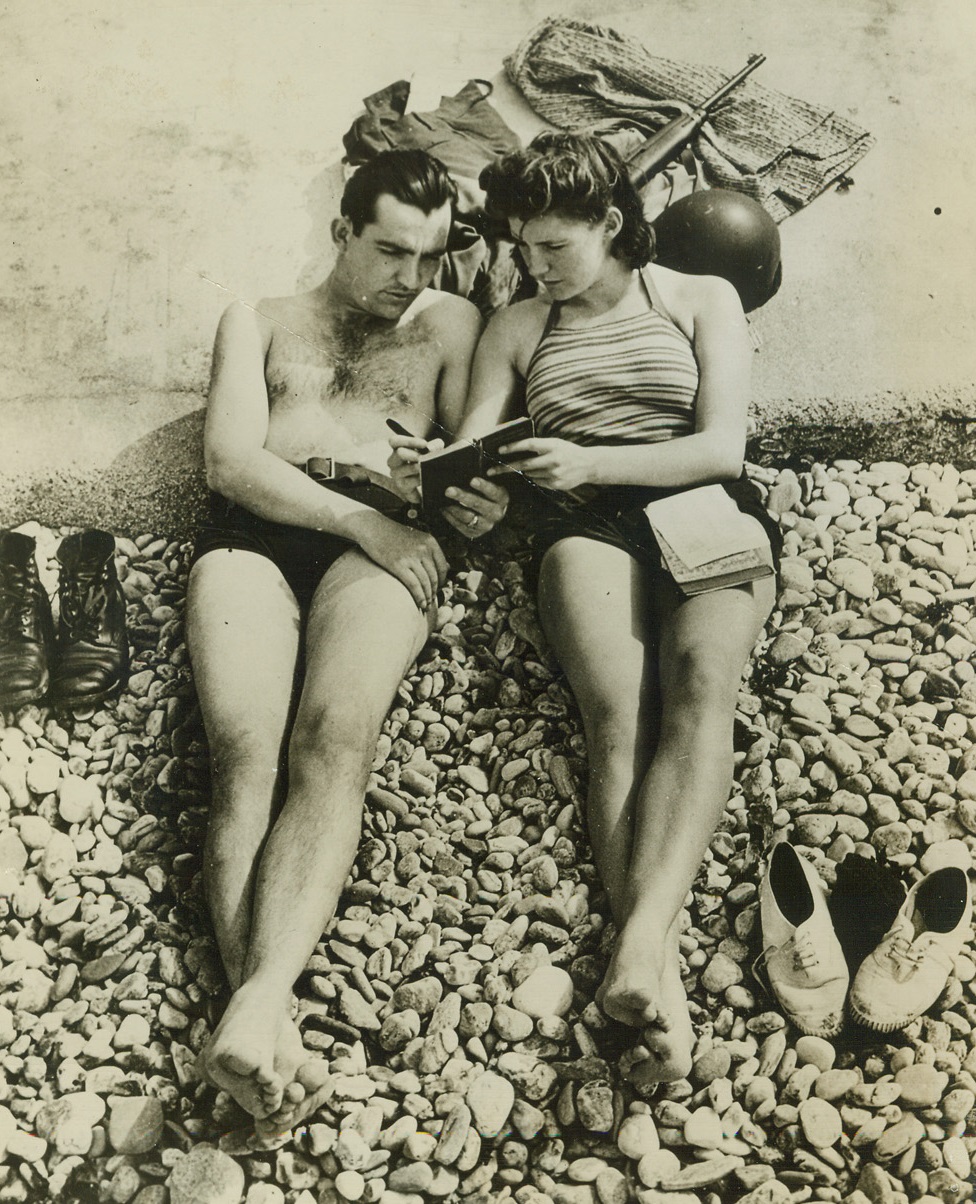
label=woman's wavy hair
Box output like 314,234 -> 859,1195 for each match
479,132 -> 654,269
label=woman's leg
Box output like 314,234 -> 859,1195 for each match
601,576 -> 775,1078
537,537 -> 673,1053
536,537 -> 663,921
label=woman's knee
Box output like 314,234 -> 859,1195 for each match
662,643 -> 741,720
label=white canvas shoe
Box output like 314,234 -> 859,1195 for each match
848,865 -> 972,1033
758,842 -> 849,1038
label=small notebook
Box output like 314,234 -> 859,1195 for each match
644,485 -> 774,595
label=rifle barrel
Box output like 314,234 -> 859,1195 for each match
693,53 -> 766,116
625,54 -> 766,189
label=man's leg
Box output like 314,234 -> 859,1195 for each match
186,550 -> 301,1118
198,549 -> 430,1119
186,551 -> 300,987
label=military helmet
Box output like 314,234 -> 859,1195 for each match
651,189 -> 782,312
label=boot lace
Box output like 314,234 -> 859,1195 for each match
0,563 -> 34,636
60,566 -> 111,642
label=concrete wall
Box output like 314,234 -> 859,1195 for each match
4,0 -> 976,533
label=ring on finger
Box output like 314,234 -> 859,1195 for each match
466,512 -> 479,528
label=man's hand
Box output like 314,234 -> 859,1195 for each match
488,437 -> 596,493
352,512 -> 449,611
442,477 -> 511,540
387,435 -> 445,503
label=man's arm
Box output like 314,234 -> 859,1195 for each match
204,301 -> 448,609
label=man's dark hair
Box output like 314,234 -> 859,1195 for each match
341,149 -> 458,235
480,132 -> 653,269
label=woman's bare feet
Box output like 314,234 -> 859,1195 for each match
196,983 -> 289,1119
255,1058 -> 336,1141
598,918 -> 695,1086
629,952 -> 694,1086
598,923 -> 671,1030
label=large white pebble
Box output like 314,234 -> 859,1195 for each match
25,749 -> 62,795
466,1071 -> 515,1138
58,775 -> 101,824
798,1097 -> 843,1148
617,1112 -> 659,1160
335,1171 -> 365,1201
246,1185 -> 286,1204
920,840 -> 972,874
826,557 -> 875,599
510,965 -> 573,1018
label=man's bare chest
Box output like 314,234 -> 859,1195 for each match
264,322 -> 441,416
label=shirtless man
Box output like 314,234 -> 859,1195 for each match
186,149 -> 505,1127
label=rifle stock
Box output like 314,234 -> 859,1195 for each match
626,54 -> 766,190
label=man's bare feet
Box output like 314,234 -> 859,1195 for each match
255,1059 -> 336,1141
196,983 -> 288,1119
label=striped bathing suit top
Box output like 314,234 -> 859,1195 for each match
525,267 -> 698,446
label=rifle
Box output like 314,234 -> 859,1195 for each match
626,54 -> 766,190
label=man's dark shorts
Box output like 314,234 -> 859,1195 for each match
190,482 -> 420,612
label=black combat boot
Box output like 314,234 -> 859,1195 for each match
52,529 -> 129,706
0,530 -> 56,708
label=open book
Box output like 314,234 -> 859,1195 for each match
644,485 -> 774,595
420,417 -> 534,513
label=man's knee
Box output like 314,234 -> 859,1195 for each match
208,726 -> 285,789
288,701 -> 380,773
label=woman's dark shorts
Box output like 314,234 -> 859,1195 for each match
517,476 -> 783,586
190,483 -> 418,612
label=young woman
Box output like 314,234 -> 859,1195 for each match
395,133 -> 780,1082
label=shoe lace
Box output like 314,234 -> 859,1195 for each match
791,931 -> 820,972
60,566 -> 111,642
0,563 -> 34,635
887,932 -> 924,970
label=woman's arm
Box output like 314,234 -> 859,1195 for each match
454,305 -> 532,439
388,304 -> 535,536
495,275 -> 751,492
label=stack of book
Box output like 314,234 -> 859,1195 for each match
644,484 -> 774,595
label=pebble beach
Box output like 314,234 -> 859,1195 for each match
1,455 -> 975,1204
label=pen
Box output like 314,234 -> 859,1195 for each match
385,418 -> 413,437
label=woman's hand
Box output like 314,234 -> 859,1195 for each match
387,434 -> 445,503
352,511 -> 449,611
489,437 -> 596,493
442,477 -> 511,540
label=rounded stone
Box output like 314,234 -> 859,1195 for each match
616,1112 -> 660,1160
795,1035 -> 837,1072
510,965 -> 574,1018
465,1072 -> 515,1139
798,1097 -> 843,1148
107,1095 -> 164,1155
576,1080 -> 615,1132
168,1147 -> 245,1204
894,1064 -> 949,1108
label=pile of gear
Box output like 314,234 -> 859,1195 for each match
341,15 -> 875,320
